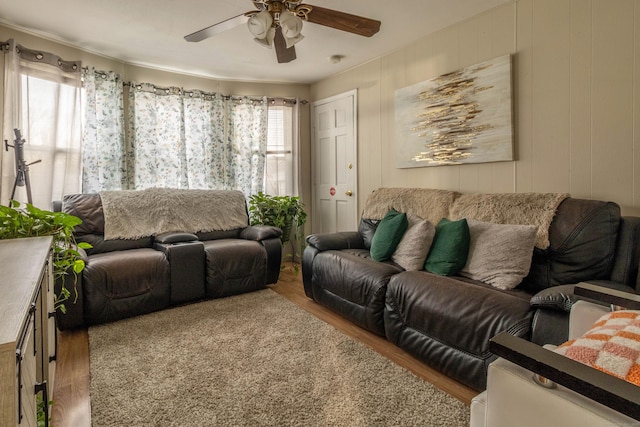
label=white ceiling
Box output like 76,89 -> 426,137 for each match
0,0 -> 511,84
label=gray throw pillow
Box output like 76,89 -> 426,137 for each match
460,219 -> 537,290
391,215 -> 435,271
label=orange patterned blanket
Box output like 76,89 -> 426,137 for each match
555,310 -> 640,386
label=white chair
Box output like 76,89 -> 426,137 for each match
470,283 -> 640,427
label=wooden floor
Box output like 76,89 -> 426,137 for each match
51,267 -> 477,426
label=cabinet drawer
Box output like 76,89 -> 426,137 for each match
17,310 -> 37,426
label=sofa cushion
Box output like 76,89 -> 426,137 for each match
370,209 -> 408,262
358,218 -> 379,249
391,215 -> 435,271
196,229 -> 242,241
82,248 -> 171,325
384,271 -> 533,390
425,218 -> 470,276
523,198 -> 621,293
311,249 -> 402,335
62,193 -> 105,235
203,239 -> 268,298
460,219 -> 537,290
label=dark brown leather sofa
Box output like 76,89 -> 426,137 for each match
54,190 -> 282,330
302,188 -> 640,391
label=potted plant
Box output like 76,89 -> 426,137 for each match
248,192 -> 307,271
0,201 -> 90,312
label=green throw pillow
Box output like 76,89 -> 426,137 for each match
425,218 -> 470,275
370,209 -> 408,262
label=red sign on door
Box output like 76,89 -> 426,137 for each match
329,187 -> 336,196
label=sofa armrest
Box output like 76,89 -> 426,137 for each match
530,281 -> 637,312
155,231 -> 198,244
530,282 -> 639,346
240,225 -> 283,242
305,232 -> 365,252
154,239 -> 205,304
530,284 -> 577,312
261,237 -> 283,285
489,332 -> 640,421
609,216 -> 640,289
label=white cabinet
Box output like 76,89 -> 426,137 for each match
0,237 -> 54,427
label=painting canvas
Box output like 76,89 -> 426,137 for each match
395,54 -> 513,168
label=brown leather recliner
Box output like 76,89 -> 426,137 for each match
54,191 -> 282,330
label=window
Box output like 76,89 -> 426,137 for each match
264,104 -> 295,196
17,72 -> 82,206
2,40 -> 83,207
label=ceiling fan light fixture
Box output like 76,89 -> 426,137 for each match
186,1 -> 382,64
254,26 -> 276,49
283,33 -> 304,49
279,11 -> 303,37
279,10 -> 304,47
247,10 -> 273,39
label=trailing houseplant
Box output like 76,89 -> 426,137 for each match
0,200 -> 90,312
36,393 -> 52,427
248,192 -> 307,272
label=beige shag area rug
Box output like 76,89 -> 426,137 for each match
89,289 -> 470,427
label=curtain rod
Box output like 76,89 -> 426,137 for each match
3,39 -> 81,73
2,41 -> 307,104
120,79 -> 307,105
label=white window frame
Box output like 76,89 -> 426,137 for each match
264,104 -> 295,196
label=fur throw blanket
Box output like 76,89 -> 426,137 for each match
362,188 -> 461,226
362,187 -> 569,249
100,188 -> 249,240
449,192 -> 569,249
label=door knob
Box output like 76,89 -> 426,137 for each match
345,190 -> 353,197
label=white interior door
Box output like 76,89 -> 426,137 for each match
311,90 -> 358,233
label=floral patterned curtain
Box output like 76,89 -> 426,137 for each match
82,68 -> 125,192
122,83 -> 267,193
227,96 -> 268,197
127,83 -> 189,189
183,90 -> 228,189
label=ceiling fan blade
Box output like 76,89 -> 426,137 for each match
274,26 -> 296,63
185,14 -> 249,42
304,5 -> 381,37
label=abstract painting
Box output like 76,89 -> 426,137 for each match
395,54 -> 513,168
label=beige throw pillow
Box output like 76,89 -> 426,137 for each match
391,215 -> 435,271
460,219 -> 537,290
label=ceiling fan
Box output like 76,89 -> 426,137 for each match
184,0 -> 381,64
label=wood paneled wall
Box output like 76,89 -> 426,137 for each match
310,0 -> 640,216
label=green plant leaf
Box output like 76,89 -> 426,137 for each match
73,259 -> 85,273
59,213 -> 83,228
1,200 -> 87,314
